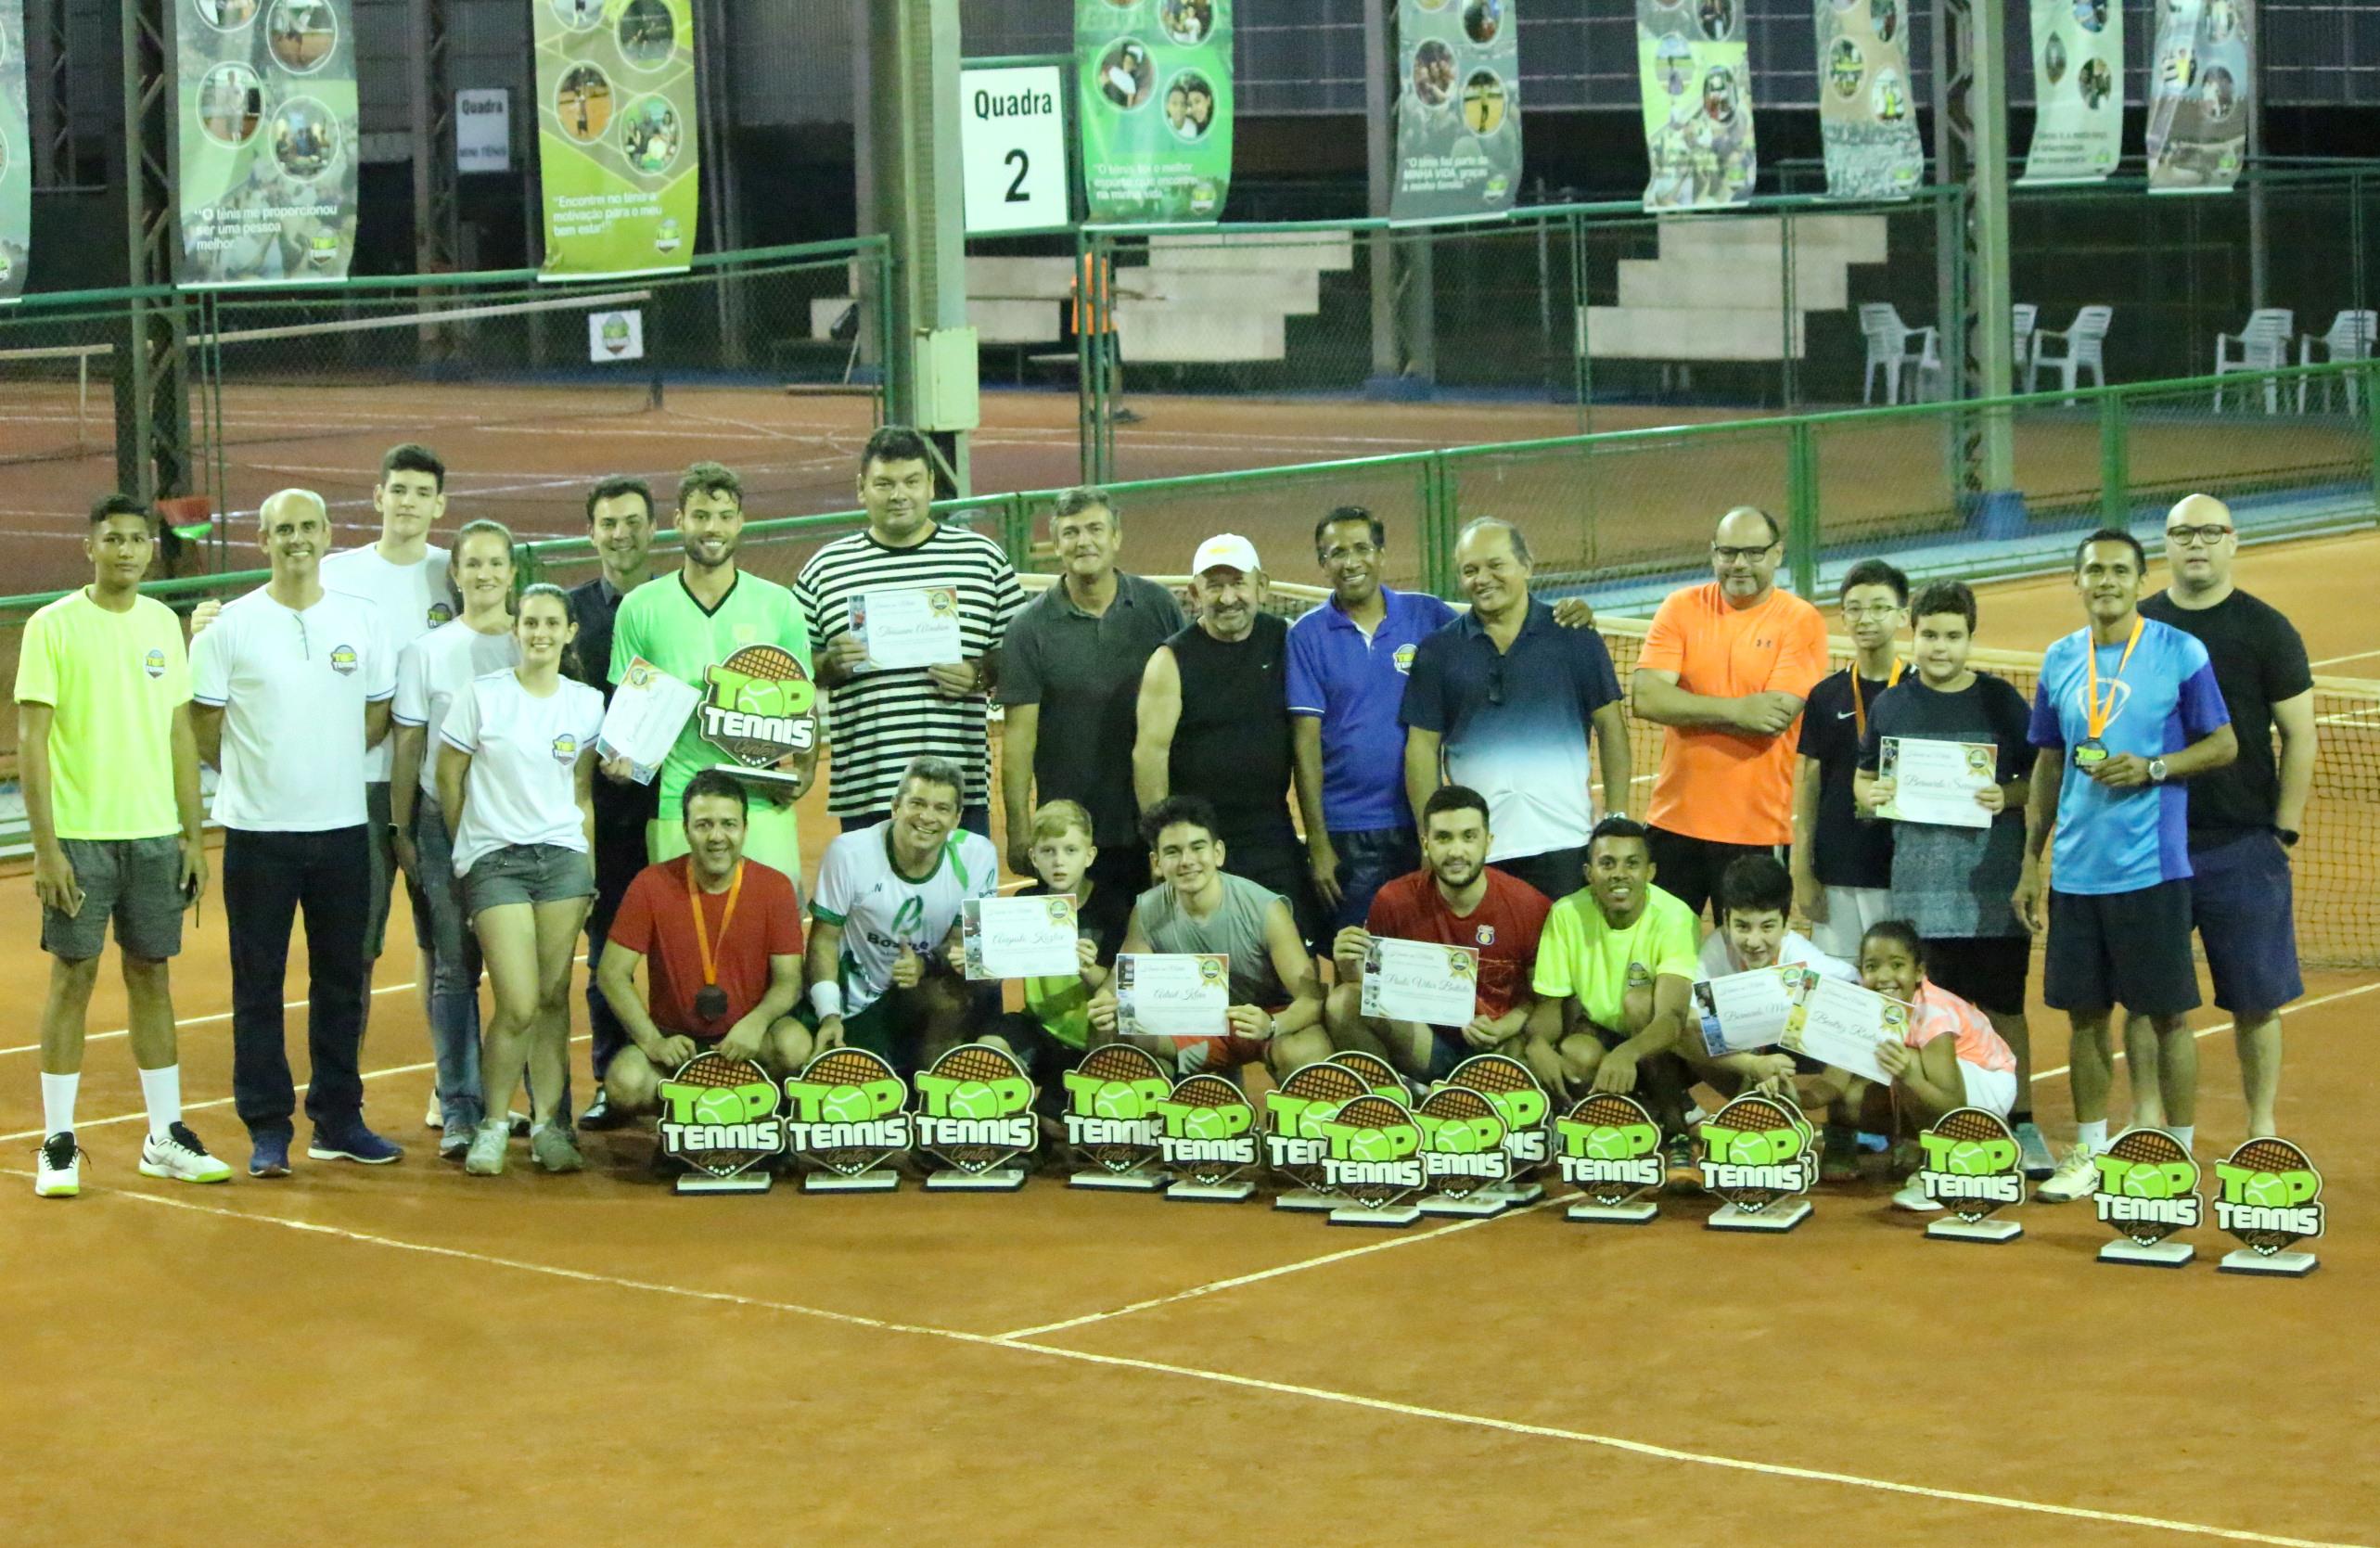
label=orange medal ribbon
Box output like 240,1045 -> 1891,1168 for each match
2083,618 -> 2143,742
686,861 -> 746,1022
1849,658 -> 1904,742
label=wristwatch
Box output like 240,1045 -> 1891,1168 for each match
2146,757 -> 2169,784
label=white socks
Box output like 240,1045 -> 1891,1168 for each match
2077,1119 -> 2109,1155
2170,1124 -> 2194,1154
138,1065 -> 183,1141
41,1071 -> 79,1138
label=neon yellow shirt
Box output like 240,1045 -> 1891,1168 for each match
14,590 -> 190,840
1530,883 -> 1702,1032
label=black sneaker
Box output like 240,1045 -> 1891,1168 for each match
578,1090 -> 628,1132
35,1132 -> 82,1197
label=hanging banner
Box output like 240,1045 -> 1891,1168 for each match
535,0 -> 699,279
1815,0 -> 1922,199
2146,0 -> 2251,193
2021,0 -> 2124,185
1075,0 -> 1233,224
1390,0 -> 1522,219
176,0 -> 359,285
1,0 -> 28,301
1638,0 -> 1757,211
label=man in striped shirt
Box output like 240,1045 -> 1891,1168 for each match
797,427 -> 1024,838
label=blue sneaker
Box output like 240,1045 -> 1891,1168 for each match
250,1134 -> 293,1178
307,1125 -> 404,1166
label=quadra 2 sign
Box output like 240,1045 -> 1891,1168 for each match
959,64 -> 1071,235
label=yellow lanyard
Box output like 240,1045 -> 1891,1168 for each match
2083,618 -> 2143,741
1849,658 -> 1903,742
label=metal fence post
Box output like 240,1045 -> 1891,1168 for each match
2100,388 -> 2130,529
1422,453 -> 1453,600
2368,362 -> 2380,515
1569,209 -> 1592,434
998,493 -> 1035,573
1786,421 -> 1820,598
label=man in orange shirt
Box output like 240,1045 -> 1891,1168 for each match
1631,506 -> 1829,920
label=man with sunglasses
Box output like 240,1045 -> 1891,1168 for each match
2139,493 -> 2313,1143
1632,507 -> 1829,921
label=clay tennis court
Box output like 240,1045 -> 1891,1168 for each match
3,534 -> 2372,1544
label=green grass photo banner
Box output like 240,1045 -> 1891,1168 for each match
1391,0 -> 1522,220
2019,0 -> 2123,186
1815,0 -> 1922,200
1,0 -> 29,299
536,0 -> 700,279
1639,0 -> 1757,212
1077,0 -> 1234,224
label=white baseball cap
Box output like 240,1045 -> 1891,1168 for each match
1190,532 -> 1260,577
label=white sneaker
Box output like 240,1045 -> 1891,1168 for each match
2034,1142 -> 2101,1203
139,1121 -> 234,1184
424,1091 -> 443,1130
34,1132 -> 81,1198
464,1119 -> 511,1177
1891,1179 -> 1943,1213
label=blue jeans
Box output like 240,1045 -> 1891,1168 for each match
224,825 -> 370,1143
410,804 -> 484,1129
1326,826 -> 1421,933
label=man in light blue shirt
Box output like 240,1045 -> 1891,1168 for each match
2015,529 -> 2235,1204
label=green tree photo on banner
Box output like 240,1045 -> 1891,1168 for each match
1815,0 -> 1922,200
2147,0 -> 2252,193
177,0 -> 360,285
1639,0 -> 1756,211
536,0 -> 699,279
1,0 -> 28,300
1391,0 -> 1521,220
2019,0 -> 2123,185
1076,0 -> 1233,224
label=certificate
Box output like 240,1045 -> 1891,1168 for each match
1360,937 -> 1480,1028
1875,736 -> 1997,830
1114,953 -> 1229,1039
1779,976 -> 1911,1086
1692,967 -> 1796,1057
851,586 -> 965,671
595,656 -> 700,785
962,894 -> 1081,981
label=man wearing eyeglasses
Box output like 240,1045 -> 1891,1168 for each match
1632,507 -> 1830,921
2139,493 -> 2313,1143
1791,559 -> 1907,961
1401,517 -> 1629,902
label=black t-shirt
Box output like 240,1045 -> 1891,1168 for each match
1166,611 -> 1297,850
2139,587 -> 2311,842
1858,673 -> 2033,940
1796,665 -> 1899,888
1017,875 -> 1133,966
568,575 -> 660,836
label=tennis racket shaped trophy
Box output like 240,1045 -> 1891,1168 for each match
783,1047 -> 913,1193
2092,1127 -> 2204,1269
1913,1107 -> 2027,1243
914,1043 -> 1038,1191
1061,1043 -> 1174,1191
1698,1092 -> 1816,1233
657,1052 -> 786,1195
2213,1137 -> 2325,1278
1556,1092 -> 1666,1224
1265,1060 -> 1373,1212
1443,1053 -> 1552,1206
1157,1073 -> 1260,1202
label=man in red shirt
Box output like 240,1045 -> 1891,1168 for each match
596,771 -> 810,1122
1325,785 -> 1553,1084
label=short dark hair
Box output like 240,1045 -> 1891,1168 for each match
1050,485 -> 1117,524
1422,784 -> 1491,831
860,425 -> 935,475
1314,505 -> 1385,553
584,476 -> 655,526
2074,527 -> 2146,574
1861,918 -> 1926,966
680,768 -> 749,824
88,493 -> 151,528
379,442 -> 446,492
1587,813 -> 1650,855
894,755 -> 966,809
1910,579 -> 1977,633
1839,558 -> 1909,606
677,461 -> 742,511
1716,854 -> 1793,922
1140,793 -> 1222,850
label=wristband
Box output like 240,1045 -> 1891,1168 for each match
809,981 -> 844,1018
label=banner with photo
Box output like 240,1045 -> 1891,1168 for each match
175,0 -> 359,285
2020,0 -> 2123,184
2,0 -> 28,300
2146,0 -> 2252,193
535,0 -> 699,279
1815,0 -> 1922,199
1076,0 -> 1233,223
1638,0 -> 1757,211
1390,0 -> 1521,220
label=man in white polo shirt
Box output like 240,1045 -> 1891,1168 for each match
193,489 -> 403,1178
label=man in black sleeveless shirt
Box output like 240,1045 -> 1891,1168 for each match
1133,533 -> 1323,949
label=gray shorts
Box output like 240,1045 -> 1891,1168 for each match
365,782 -> 434,959
42,836 -> 187,962
464,843 -> 595,916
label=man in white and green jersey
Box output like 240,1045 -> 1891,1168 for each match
801,757 -> 999,1074
608,461 -> 816,881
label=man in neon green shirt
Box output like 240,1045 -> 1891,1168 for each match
18,494 -> 227,1197
608,462 -> 816,881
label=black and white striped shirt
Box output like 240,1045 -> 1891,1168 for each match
795,522 -> 1024,816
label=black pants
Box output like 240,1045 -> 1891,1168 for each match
1222,825 -> 1324,953
582,817 -> 647,1083
1644,826 -> 1778,924
1491,846 -> 1590,903
224,825 -> 371,1143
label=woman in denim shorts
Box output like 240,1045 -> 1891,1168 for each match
438,583 -> 606,1176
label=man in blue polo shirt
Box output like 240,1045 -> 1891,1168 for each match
2016,529 -> 2235,1204
1401,517 -> 1631,902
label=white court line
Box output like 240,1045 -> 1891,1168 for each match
2310,647 -> 2380,669
4,1175 -> 2357,1548
996,1196 -> 1557,1341
2028,980 -> 2380,1083
0,980 -> 419,1059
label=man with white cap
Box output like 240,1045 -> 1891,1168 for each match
1132,533 -> 1322,948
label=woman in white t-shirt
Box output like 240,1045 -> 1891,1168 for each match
391,518 -> 520,1157
439,582 -> 604,1177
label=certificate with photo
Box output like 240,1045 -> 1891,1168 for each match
851,586 -> 966,671
1115,953 -> 1230,1039
1779,976 -> 1911,1086
1359,937 -> 1480,1028
961,894 -> 1081,981
1692,966 -> 1797,1058
595,655 -> 699,785
1875,736 -> 1997,829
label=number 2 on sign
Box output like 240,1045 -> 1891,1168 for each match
1004,148 -> 1030,202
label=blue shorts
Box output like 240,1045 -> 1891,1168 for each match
1326,826 -> 1421,934
2043,879 -> 2200,1018
2188,832 -> 2303,1015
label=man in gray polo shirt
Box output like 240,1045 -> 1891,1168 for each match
998,486 -> 1185,894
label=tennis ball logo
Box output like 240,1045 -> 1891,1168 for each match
786,1075 -> 905,1124
2092,1129 -> 2203,1245
1062,1068 -> 1171,1120
2213,1138 -> 2325,1256
1414,1107 -> 1499,1155
1164,1101 -> 1253,1142
1563,1118 -> 1660,1162
2097,1156 -> 2194,1199
915,1057 -> 1032,1120
700,646 -> 817,767
2219,1167 -> 2318,1209
1704,1123 -> 1804,1167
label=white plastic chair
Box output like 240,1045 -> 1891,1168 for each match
2026,304 -> 2112,403
2212,308 -> 2294,413
2012,303 -> 2038,382
2298,310 -> 2376,414
1860,303 -> 1939,403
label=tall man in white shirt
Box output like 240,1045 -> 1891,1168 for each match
192,490 -> 403,1177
